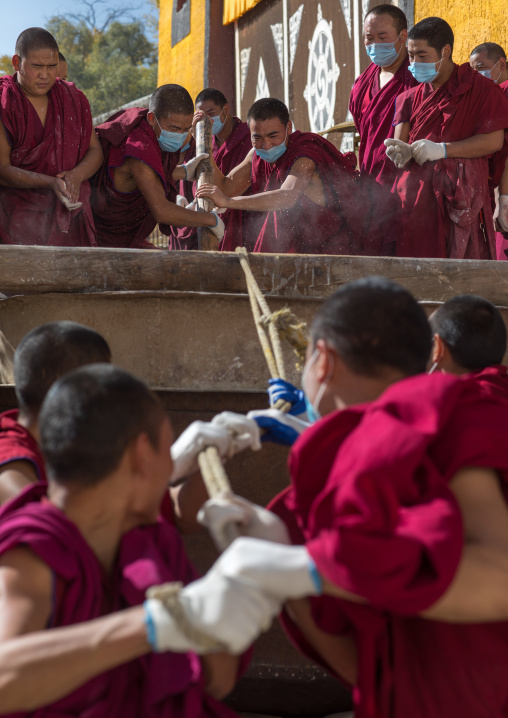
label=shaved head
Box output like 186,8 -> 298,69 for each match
470,42 -> 506,63
364,4 -> 407,34
15,27 -> 58,59
149,84 -> 194,119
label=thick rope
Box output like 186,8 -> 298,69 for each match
235,247 -> 308,410
146,581 -> 227,652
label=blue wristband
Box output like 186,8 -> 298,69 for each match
442,142 -> 447,158
308,558 -> 323,595
183,164 -> 188,180
144,601 -> 157,650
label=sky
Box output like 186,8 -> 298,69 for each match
0,0 -> 155,57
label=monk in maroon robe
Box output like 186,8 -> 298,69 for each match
193,278 -> 508,718
0,322 -> 111,506
90,84 -> 225,249
387,18 -> 508,259
349,5 -> 417,254
469,43 -> 508,260
0,28 -> 102,246
171,89 -> 254,251
0,365 -> 250,715
196,98 -> 378,255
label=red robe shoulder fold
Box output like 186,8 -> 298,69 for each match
91,108 -> 179,249
0,410 -> 46,483
349,57 -> 416,186
169,118 -> 253,251
0,75 -> 96,246
393,63 -> 508,259
0,484 -> 247,718
269,371 -> 508,718
249,130 -> 380,255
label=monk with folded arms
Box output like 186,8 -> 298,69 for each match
0,28 -> 102,246
386,17 -> 508,259
196,97 -> 375,255
91,84 -> 224,249
0,364 -> 254,716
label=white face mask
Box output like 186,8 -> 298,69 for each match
301,348 -> 334,422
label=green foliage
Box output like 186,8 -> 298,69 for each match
47,3 -> 158,118
0,55 -> 12,75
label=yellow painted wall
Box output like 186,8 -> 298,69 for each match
415,0 -> 508,64
158,0 -> 207,102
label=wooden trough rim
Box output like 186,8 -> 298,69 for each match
1,246 -> 508,305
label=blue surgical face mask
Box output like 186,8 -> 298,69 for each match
211,109 -> 226,136
478,59 -> 501,82
301,348 -> 334,424
255,128 -> 288,163
154,116 -> 187,153
181,142 -> 191,152
409,55 -> 444,83
365,33 -> 402,67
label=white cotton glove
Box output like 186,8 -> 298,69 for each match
170,421 -> 234,483
211,411 -> 262,453
209,213 -> 225,240
384,138 -> 413,168
185,200 -> 197,211
144,538 -> 321,654
197,493 -> 291,551
411,139 -> 447,165
176,194 -> 187,207
182,153 -> 209,181
498,195 -> 508,233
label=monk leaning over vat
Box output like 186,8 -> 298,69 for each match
349,4 -> 416,255
0,364 -> 253,716
171,88 -> 253,251
196,97 -> 381,255
90,84 -> 224,249
184,277 -> 508,718
469,43 -> 508,261
0,28 -> 102,247
385,17 -> 508,260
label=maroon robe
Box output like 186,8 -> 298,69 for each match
269,371 -> 508,718
393,63 -> 508,259
0,409 -> 46,483
249,131 -> 378,255
473,364 -> 508,399
91,108 -> 179,249
0,75 -> 96,246
169,118 -> 253,251
491,80 -> 508,260
349,58 -> 417,255
0,484 -> 246,718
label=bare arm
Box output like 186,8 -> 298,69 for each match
422,466 -> 508,623
499,158 -> 508,195
394,121 -> 410,142
57,129 -> 103,203
209,150 -> 254,196
196,156 -> 317,212
0,461 -> 38,506
0,547 -> 150,713
0,119 -> 69,198
129,158 -> 219,228
444,130 -> 504,159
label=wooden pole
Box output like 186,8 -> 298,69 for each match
195,116 -> 218,251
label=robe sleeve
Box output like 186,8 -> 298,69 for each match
392,88 -> 415,126
474,82 -> 508,135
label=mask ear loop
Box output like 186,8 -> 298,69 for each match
428,361 -> 439,375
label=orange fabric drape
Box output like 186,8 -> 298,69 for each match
223,0 -> 265,25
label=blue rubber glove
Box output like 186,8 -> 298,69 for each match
268,378 -> 306,415
247,409 -> 310,446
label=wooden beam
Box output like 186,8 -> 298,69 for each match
195,116 -> 218,251
1,246 -> 508,305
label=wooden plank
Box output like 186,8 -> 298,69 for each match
2,245 -> 508,305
